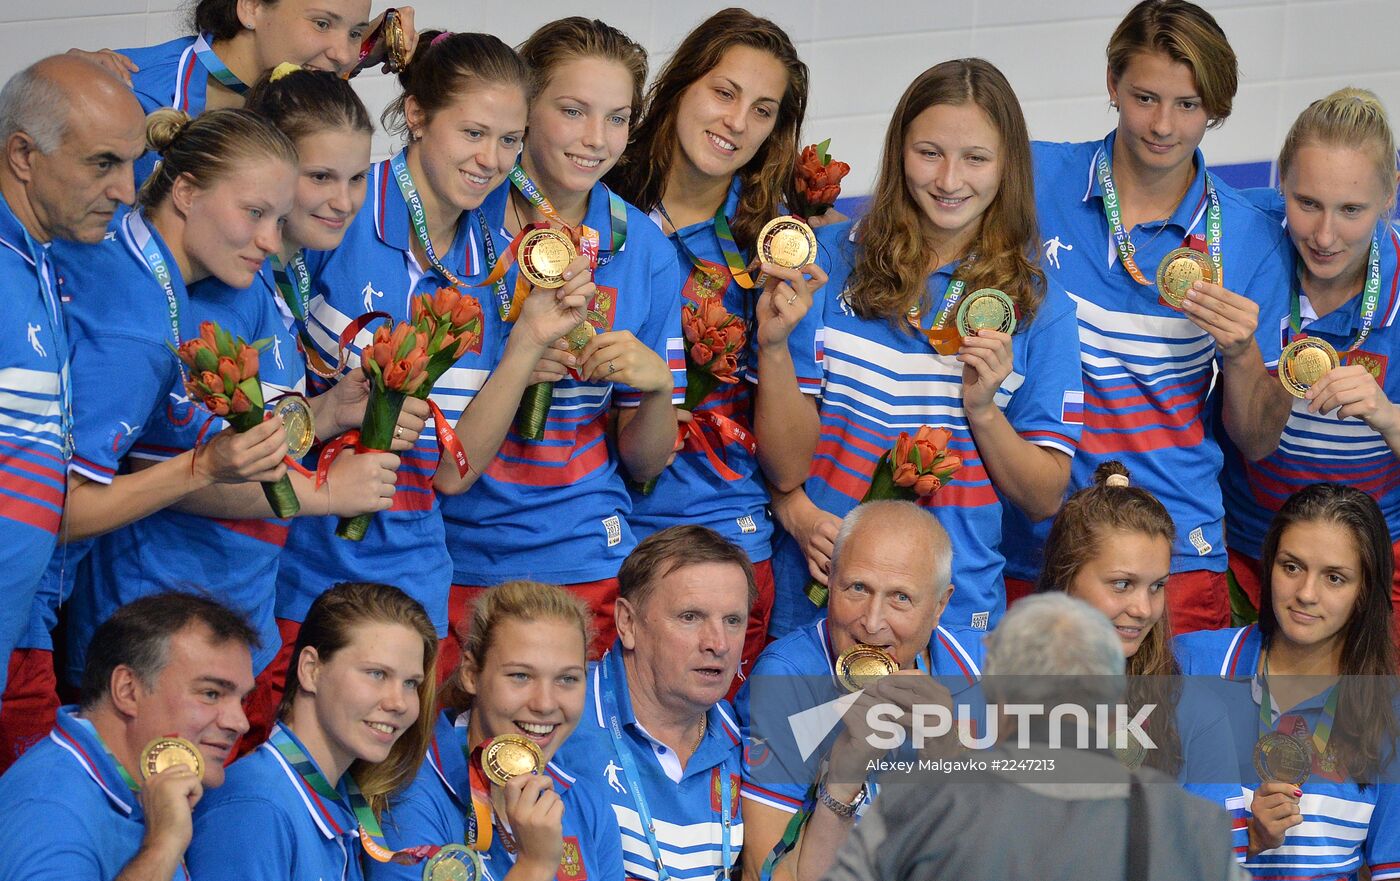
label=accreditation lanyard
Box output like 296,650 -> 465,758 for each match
656,202 -> 730,291
1258,653 -> 1339,757
269,724 -> 402,859
1286,228 -> 1385,351
192,32 -> 248,94
444,715 -> 495,853
269,250 -> 339,378
390,151 -> 471,288
507,164 -> 630,268
599,659 -> 733,881
29,240 -> 72,457
907,276 -> 967,331
125,210 -> 183,347
1094,147 -> 1222,287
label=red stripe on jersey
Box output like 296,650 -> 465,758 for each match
1226,625 -> 1254,679
0,492 -> 62,533
1079,421 -> 1205,454
0,465 -> 64,510
1022,430 -> 1076,449
212,517 -> 290,546
486,416 -> 610,486
1247,457 -> 1400,507
0,437 -> 65,469
1082,386 -> 1206,430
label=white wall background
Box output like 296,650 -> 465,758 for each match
2,0 -> 1398,194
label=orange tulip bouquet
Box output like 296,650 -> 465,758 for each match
792,138 -> 851,218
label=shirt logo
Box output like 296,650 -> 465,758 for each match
111,420 -> 141,453
1188,526 -> 1212,556
970,611 -> 989,631
603,515 -> 622,547
361,281 -> 384,312
1061,390 -> 1084,426
1043,236 -> 1074,270
836,289 -> 855,317
710,768 -> 740,815
559,837 -> 586,880
272,336 -> 285,371
736,515 -> 757,534
1345,350 -> 1388,385
603,758 -> 624,793
167,391 -> 195,427
682,258 -> 729,302
26,322 -> 45,358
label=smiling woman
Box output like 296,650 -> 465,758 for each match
186,582 -> 438,881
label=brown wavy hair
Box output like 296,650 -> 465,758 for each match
1259,483 -> 1399,784
844,59 -> 1044,327
279,582 -> 438,815
1037,461 -> 1182,775
1107,0 -> 1237,126
605,7 -> 807,252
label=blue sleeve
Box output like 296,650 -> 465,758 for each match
739,652 -> 821,813
370,776 -> 465,881
1240,233 -> 1293,370
572,782 -> 625,881
1367,770 -> 1400,879
1177,681 -> 1244,800
0,801 -> 102,881
1004,285 -> 1084,457
67,333 -> 181,484
615,240 -> 686,408
187,796 -> 297,881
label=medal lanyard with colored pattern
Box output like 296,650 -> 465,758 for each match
391,151 -> 472,289
656,202 -> 731,290
712,207 -> 760,289
446,720 -> 495,853
1258,653 -> 1340,757
907,276 -> 967,332
93,734 -> 191,880
1287,228 -> 1384,352
193,32 -> 248,94
600,659 -> 732,881
267,253 -> 338,378
126,210 -> 182,347
1095,147 -> 1222,287
507,164 -> 628,268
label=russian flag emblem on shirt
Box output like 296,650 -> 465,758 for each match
1061,390 -> 1084,425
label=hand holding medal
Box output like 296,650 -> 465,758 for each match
346,6 -> 417,77
1176,275 -> 1262,361
754,219 -> 828,353
955,289 -> 1017,417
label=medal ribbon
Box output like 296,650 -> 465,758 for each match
905,275 -> 967,354
269,252 -> 337,378
193,33 -> 248,94
656,203 -> 733,292
1287,228 -> 1385,353
125,210 -> 182,347
679,411 -> 755,481
1095,148 -> 1223,288
390,151 -> 472,288
456,740 -> 498,853
599,657 -> 732,881
1258,653 -> 1340,758
713,208 -> 759,290
507,165 -> 627,260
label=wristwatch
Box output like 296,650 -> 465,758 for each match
816,773 -> 866,819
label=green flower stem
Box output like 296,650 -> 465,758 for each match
336,386 -> 406,541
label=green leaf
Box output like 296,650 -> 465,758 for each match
194,347 -> 218,372
816,137 -> 832,166
395,331 -> 415,361
238,377 -> 265,409
249,337 -> 273,352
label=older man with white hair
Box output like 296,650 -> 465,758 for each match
823,593 -> 1247,881
737,500 -> 985,881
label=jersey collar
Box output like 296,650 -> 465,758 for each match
49,706 -> 138,817
371,155 -> 482,278
1294,224 -> 1400,335
0,190 -> 38,268
262,721 -> 354,841
1084,131 -> 1211,237
427,711 -> 575,806
1217,624 -> 1263,681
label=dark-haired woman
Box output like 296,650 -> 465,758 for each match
755,59 -> 1083,638
1177,484 -> 1400,878
1000,0 -> 1293,635
607,7 -> 808,683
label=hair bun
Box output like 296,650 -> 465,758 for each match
1092,460 -> 1132,488
1105,473 -> 1130,488
144,107 -> 194,155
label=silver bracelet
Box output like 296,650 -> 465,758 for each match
816,775 -> 865,819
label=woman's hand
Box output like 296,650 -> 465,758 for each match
316,450 -> 399,517
577,331 -> 672,394
754,261 -> 828,351
1182,280 -> 1259,361
1306,363 -> 1400,430
1247,781 -> 1303,856
515,255 -> 592,351
66,48 -> 137,86
771,487 -> 841,585
502,774 -> 565,881
958,329 -> 1014,419
195,418 -> 288,485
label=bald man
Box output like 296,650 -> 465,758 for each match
736,500 -> 986,881
0,54 -> 144,757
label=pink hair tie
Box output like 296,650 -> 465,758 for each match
431,31 -> 453,47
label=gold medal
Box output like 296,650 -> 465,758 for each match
1278,337 -> 1340,398
834,644 -> 898,693
757,217 -> 817,270
421,844 -> 483,881
955,288 -> 1017,336
564,321 -> 595,354
1253,731 -> 1312,785
480,734 -> 543,786
383,9 -> 409,71
518,228 -> 577,289
271,395 -> 315,459
1155,247 -> 1218,308
139,736 -> 204,781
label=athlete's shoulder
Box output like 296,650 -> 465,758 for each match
1173,625 -> 1252,675
122,36 -> 195,107
1032,138 -> 1098,179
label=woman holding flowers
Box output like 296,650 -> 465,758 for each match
754,59 -> 1084,638
283,32 -> 593,678
188,582 -> 438,881
368,581 -> 623,881
606,8 -> 810,684
436,18 -> 684,661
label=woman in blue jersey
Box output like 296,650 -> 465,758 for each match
1176,484 -> 1399,879
1000,0 -> 1293,635
1037,460 -> 1239,799
283,32 -> 593,681
1221,88 -> 1400,650
606,8 -> 809,688
754,58 -> 1083,638
370,580 -> 623,881
437,18 -> 683,662
189,581 -> 438,881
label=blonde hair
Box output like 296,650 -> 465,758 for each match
440,581 -> 593,712
1279,87 -> 1397,204
1107,0 -> 1237,126
279,583 -> 438,816
138,107 -> 297,211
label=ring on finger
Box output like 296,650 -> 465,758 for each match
394,425 -> 404,439
609,360 -> 618,375
786,293 -> 797,306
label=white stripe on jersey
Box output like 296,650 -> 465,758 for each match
0,366 -> 61,397
1277,404 -> 1395,459
614,802 -> 744,875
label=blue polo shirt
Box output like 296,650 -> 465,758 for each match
734,615 -> 985,816
0,706 -> 184,881
553,643 -> 744,881
0,193 -> 69,702
121,35 -> 220,186
1220,191 -> 1400,560
438,180 -> 686,586
1002,133 -> 1293,582
625,178 -> 773,563
188,723 -> 362,881
53,210 -> 196,683
1175,625 -> 1400,879
768,219 -> 1083,633
276,156 -> 499,636
77,266 -> 301,676
368,712 -> 624,881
